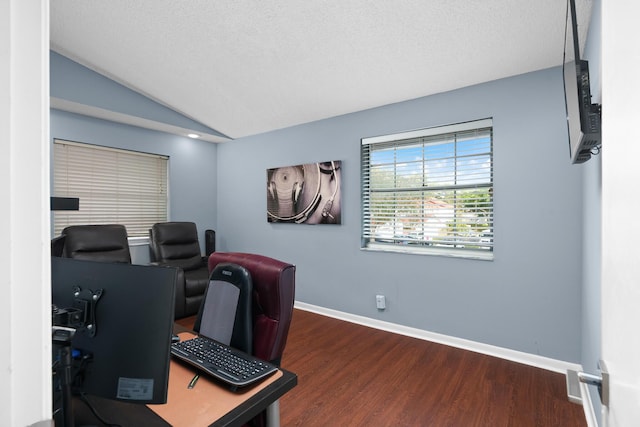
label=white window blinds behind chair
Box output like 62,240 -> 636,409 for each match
53,139 -> 169,237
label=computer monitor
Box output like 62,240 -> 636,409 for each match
51,257 -> 177,411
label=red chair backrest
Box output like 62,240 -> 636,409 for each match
207,252 -> 295,365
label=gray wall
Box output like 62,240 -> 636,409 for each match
50,109 -> 219,261
50,52 -> 220,261
217,67 -> 584,362
580,0 -> 603,419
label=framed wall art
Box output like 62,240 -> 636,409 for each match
267,160 -> 342,224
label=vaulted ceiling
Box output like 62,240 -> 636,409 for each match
50,0 -> 594,141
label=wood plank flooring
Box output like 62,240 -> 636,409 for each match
177,309 -> 587,427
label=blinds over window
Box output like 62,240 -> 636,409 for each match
53,139 -> 168,237
361,119 -> 493,258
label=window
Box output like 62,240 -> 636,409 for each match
53,139 -> 169,238
361,119 -> 493,259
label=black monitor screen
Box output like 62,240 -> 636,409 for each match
51,257 -> 177,405
562,0 -> 600,164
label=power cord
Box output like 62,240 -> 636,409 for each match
78,393 -> 122,427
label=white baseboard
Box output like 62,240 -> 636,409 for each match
568,370 -> 599,427
580,381 -> 599,427
294,301 -> 582,374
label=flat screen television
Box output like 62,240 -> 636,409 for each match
563,0 -> 601,164
51,257 -> 178,424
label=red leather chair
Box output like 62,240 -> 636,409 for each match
207,252 -> 296,367
207,252 -> 295,427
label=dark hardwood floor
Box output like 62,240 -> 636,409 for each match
177,309 -> 587,427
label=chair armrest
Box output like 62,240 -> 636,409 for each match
150,261 -> 187,319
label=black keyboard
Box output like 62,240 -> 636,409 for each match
171,336 -> 278,388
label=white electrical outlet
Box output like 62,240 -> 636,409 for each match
376,294 -> 386,309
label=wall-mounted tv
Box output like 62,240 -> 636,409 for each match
563,0 -> 601,164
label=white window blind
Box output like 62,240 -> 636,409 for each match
53,139 -> 169,237
361,119 -> 493,258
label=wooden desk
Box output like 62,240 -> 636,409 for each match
149,332 -> 297,426
71,332 -> 297,427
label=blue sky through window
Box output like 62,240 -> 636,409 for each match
370,134 -> 491,188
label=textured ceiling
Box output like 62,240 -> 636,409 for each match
50,0 -> 594,140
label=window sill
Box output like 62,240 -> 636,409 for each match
362,243 -> 494,261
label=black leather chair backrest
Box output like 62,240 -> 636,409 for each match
61,224 -> 131,263
193,263 -> 253,355
51,235 -> 66,257
149,222 -> 202,271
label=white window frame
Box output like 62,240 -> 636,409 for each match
361,118 -> 494,260
52,139 -> 169,238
